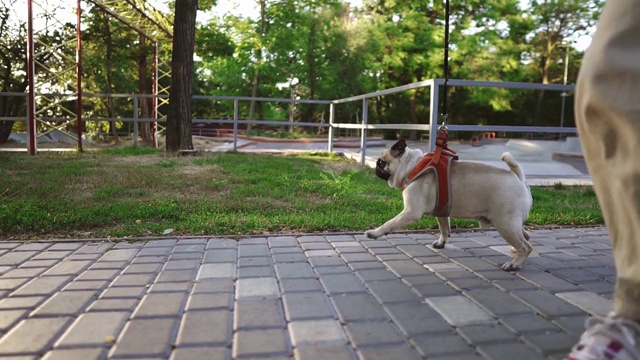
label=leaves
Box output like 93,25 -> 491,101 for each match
0,0 -> 604,143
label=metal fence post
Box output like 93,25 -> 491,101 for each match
27,0 -> 37,155
428,80 -> 440,152
75,0 -> 83,152
327,102 -> 335,152
360,98 -> 368,166
233,99 -> 239,151
133,95 -> 139,147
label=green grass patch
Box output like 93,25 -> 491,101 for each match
0,151 -> 603,239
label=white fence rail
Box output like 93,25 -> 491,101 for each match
1,79 -> 576,162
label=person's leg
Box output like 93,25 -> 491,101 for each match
567,1 -> 640,359
575,0 -> 640,321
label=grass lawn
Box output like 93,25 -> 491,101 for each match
0,148 -> 603,239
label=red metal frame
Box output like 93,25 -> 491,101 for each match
24,0 -> 171,154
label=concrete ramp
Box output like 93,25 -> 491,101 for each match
356,138 -> 592,186
8,131 -> 93,144
560,137 -> 583,155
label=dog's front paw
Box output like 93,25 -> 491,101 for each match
432,240 -> 446,249
501,261 -> 521,272
364,230 -> 383,239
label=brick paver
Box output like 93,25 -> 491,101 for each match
0,227 -> 616,359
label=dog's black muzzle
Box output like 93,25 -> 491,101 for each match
375,159 -> 391,181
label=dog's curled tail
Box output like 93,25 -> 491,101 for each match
501,152 -> 526,183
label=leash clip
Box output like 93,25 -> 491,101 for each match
439,113 -> 448,130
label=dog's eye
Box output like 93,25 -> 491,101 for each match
377,159 -> 387,168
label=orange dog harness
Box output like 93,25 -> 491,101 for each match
400,127 -> 458,216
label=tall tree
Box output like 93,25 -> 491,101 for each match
100,11 -> 119,142
192,19 -> 234,119
166,0 -> 198,153
83,6 -> 140,140
138,34 -> 153,144
359,0 -> 445,139
247,0 -> 266,131
447,0 -> 535,124
525,0 -> 602,124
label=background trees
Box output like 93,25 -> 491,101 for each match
0,0 -> 604,145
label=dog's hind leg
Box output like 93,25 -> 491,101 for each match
494,219 -> 532,271
510,227 -> 532,253
433,217 -> 450,249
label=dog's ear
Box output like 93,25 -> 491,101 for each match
390,139 -> 407,158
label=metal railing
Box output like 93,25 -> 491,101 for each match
331,79 -> 576,164
1,79 -> 576,164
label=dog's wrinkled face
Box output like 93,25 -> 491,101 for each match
375,139 -> 407,181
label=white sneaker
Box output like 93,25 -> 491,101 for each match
565,312 -> 640,360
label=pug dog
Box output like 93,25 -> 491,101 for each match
365,139 -> 533,271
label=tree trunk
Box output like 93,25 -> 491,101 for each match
102,13 -> 119,142
0,90 -> 25,143
380,98 -> 395,140
289,85 -> 295,132
408,93 -> 418,141
304,15 -> 318,126
0,73 -> 20,143
138,35 -> 152,144
533,49 -> 551,126
248,0 -> 266,132
0,121 -> 13,143
166,0 -> 198,153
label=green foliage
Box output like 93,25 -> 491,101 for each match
0,0 -> 605,143
529,185 -> 602,225
318,171 -> 364,199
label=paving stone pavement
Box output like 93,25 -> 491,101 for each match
0,227 -> 616,360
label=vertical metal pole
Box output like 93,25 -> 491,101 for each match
560,93 -> 567,128
429,80 -> 440,152
27,0 -> 36,155
560,45 -> 569,128
76,0 -> 83,152
327,102 -> 334,152
133,96 -> 139,147
360,99 -> 368,166
233,99 -> 238,151
151,42 -> 158,148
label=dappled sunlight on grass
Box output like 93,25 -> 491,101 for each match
0,151 -> 602,239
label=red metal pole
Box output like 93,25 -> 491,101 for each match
76,0 -> 83,152
151,42 -> 158,148
27,0 -> 37,155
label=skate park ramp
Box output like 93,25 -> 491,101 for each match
210,135 -> 590,186
342,137 -> 591,186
